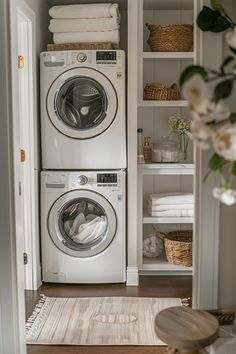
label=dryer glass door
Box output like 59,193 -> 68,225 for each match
48,190 -> 117,257
47,67 -> 118,139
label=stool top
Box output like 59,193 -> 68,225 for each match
155,306 -> 219,350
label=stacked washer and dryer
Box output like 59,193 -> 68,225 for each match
40,50 -> 126,283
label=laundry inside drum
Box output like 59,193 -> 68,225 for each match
58,198 -> 108,251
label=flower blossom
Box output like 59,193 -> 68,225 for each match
182,74 -> 210,113
213,187 -> 236,206
188,116 -> 212,149
225,28 -> 236,49
213,125 -> 236,161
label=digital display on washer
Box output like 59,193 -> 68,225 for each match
96,51 -> 117,61
97,173 -> 117,184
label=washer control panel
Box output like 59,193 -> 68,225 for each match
97,173 -> 117,184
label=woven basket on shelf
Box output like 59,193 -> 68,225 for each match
144,82 -> 181,100
164,230 -> 192,267
146,23 -> 193,52
47,42 -> 113,51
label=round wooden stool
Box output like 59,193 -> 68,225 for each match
155,306 -> 219,354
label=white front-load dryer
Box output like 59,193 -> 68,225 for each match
41,170 -> 126,283
40,50 -> 126,169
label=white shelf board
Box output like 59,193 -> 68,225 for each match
143,0 -> 193,10
143,52 -> 195,59
138,163 -> 194,175
143,257 -> 193,272
143,211 -> 194,224
138,100 -> 188,107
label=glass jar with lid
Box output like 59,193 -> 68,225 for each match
152,136 -> 179,163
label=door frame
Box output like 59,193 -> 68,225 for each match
17,2 -> 41,290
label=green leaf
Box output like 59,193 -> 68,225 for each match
204,170 -> 213,182
214,80 -> 233,101
197,6 -> 221,31
209,153 -> 225,171
212,15 -> 231,32
229,112 -> 236,123
232,162 -> 236,176
179,65 -> 208,87
229,46 -> 236,55
221,56 -> 234,73
220,173 -> 230,189
211,0 -> 226,14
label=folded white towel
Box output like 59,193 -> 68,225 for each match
53,30 -> 120,47
49,17 -> 120,33
149,210 -> 194,217
148,202 -> 194,212
49,4 -> 119,19
149,192 -> 194,205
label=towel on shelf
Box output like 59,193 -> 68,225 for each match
149,192 -> 194,205
148,210 -> 194,217
148,202 -> 194,212
53,30 -> 120,46
49,17 -> 120,33
49,3 -> 119,19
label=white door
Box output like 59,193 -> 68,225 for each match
17,7 -> 40,290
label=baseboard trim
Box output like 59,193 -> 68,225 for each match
126,267 -> 139,286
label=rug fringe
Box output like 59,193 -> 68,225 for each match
25,294 -> 47,335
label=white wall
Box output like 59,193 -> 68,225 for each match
218,0 -> 236,308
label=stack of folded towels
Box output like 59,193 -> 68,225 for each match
148,192 -> 194,217
48,3 -> 120,48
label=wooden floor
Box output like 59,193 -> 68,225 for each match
26,275 -> 192,354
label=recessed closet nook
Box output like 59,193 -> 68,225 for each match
21,0 -> 221,308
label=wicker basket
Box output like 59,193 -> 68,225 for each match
144,82 -> 181,100
164,230 -> 192,267
146,24 -> 193,52
47,42 -> 113,51
206,308 -> 235,325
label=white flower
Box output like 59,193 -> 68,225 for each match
205,101 -> 231,122
188,117 -> 212,149
182,74 -> 210,110
225,28 -> 236,49
213,187 -> 236,206
212,125 -> 236,161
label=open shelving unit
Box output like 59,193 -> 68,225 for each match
137,0 -> 196,275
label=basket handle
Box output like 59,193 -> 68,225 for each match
170,83 -> 178,89
145,23 -> 151,30
152,225 -> 166,240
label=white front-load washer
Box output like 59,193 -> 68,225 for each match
41,170 -> 126,283
40,50 -> 126,169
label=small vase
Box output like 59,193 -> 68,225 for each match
179,134 -> 188,161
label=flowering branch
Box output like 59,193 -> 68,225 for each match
180,0 -> 236,205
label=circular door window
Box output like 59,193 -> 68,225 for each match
48,190 -> 117,258
47,67 -> 118,139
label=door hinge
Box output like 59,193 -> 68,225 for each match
18,55 -> 24,69
19,181 -> 22,196
23,252 -> 28,265
20,149 -> 25,162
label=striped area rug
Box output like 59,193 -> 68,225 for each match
26,296 -> 181,346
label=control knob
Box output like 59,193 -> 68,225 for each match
77,53 -> 87,63
77,175 -> 88,185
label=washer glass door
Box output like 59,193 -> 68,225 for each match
47,67 -> 118,139
48,190 -> 117,257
